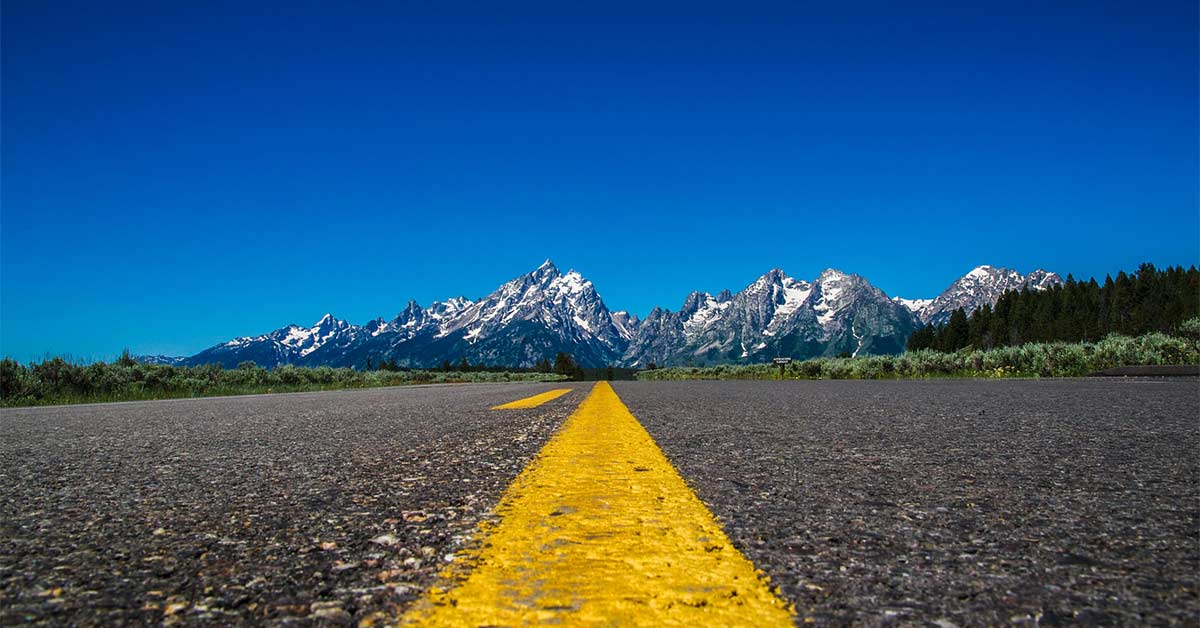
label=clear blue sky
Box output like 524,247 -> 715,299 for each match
3,1 -> 1197,361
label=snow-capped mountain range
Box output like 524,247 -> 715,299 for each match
895,265 -> 1063,326
177,261 -> 1060,369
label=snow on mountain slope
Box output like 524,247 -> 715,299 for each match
622,267 -> 918,366
916,265 -> 1063,325
892,297 -> 933,313
438,260 -> 626,353
184,262 -> 1061,369
186,313 -> 361,368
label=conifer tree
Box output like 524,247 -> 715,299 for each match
942,308 -> 970,351
908,264 -> 1199,352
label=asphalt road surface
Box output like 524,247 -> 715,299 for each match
615,379 -> 1199,625
1,383 -> 581,625
2,379 -> 1197,625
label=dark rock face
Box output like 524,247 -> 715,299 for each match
622,268 -> 922,366
181,263 -> 1057,368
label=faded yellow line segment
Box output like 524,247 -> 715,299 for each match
405,381 -> 793,626
491,388 -> 574,410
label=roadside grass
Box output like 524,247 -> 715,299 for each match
637,329 -> 1200,381
0,362 -> 566,408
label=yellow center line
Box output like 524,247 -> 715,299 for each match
491,388 -> 574,410
405,381 -> 794,626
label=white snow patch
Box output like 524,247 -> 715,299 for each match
683,296 -> 732,334
815,272 -> 851,327
693,340 -> 726,355
282,326 -> 314,347
816,303 -> 838,327
966,265 -> 994,279
893,297 -> 933,313
851,323 -> 865,357
558,271 -> 589,295
765,279 -> 813,332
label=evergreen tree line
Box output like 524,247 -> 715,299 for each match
368,356 -> 543,374
907,263 -> 1199,353
549,352 -> 585,380
367,352 -> 587,379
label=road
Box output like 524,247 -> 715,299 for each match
615,379 -> 1199,625
1,379 -> 1196,625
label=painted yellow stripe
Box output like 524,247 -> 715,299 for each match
405,381 -> 793,625
491,388 -> 573,410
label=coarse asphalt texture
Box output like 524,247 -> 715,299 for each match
0,383 -> 582,625
615,379 -> 1199,625
1,378 -> 1197,625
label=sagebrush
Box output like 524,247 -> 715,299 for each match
0,359 -> 565,407
638,326 -> 1199,381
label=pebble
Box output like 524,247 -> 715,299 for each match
615,380 -> 1199,625
0,384 -> 573,625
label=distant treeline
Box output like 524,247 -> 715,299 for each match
0,354 -> 565,407
908,264 -> 1199,353
371,352 -> 604,380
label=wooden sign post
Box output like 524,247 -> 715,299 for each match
772,357 -> 792,380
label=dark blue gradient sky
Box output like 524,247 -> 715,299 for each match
3,1 -> 1197,360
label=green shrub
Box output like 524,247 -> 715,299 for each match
1179,317 -> 1200,341
0,357 -> 566,407
636,328 -> 1199,382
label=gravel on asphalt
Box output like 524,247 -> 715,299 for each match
614,378 -> 1199,626
4,379 -> 1197,626
0,383 -> 580,626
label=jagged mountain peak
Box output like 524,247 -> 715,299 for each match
916,265 -> 1063,325
529,259 -> 561,281
612,310 -> 639,324
427,297 -> 471,319
186,260 -> 1060,370
314,313 -> 348,329
963,264 -> 1022,282
680,291 -> 715,316
741,269 -> 811,310
365,317 -> 392,336
425,263 -> 626,365
817,267 -> 854,283
392,300 -> 424,324
622,265 -> 911,366
1024,269 -> 1063,290
746,268 -> 791,290
610,310 -> 641,340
